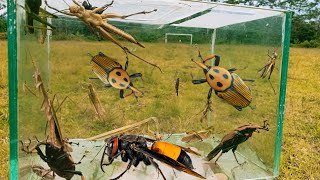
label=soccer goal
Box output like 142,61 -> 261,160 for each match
165,33 -> 193,44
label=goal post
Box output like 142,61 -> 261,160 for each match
165,33 -> 193,45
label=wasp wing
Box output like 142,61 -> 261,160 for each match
176,145 -> 201,156
134,146 -> 206,179
144,137 -> 201,156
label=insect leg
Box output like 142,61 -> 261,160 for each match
213,151 -> 223,164
62,169 -> 85,180
125,49 -> 163,72
92,0 -> 114,13
120,90 -> 124,99
129,73 -> 142,79
97,26 -> 126,49
31,165 -> 54,179
149,158 -> 166,180
123,91 -> 134,98
268,80 -> 276,94
232,147 -> 243,165
101,149 -> 125,172
192,79 -> 207,84
101,23 -> 145,48
268,63 -> 275,80
45,1 -> 75,16
197,48 -> 204,61
228,68 -> 237,72
207,88 -> 212,101
35,144 -> 49,163
101,9 -> 157,20
20,140 -> 31,153
110,160 -> 133,180
124,53 -> 129,71
74,155 -> 86,165
71,0 -> 82,7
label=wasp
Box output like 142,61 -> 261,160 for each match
90,52 -> 143,99
100,135 -> 205,180
258,50 -> 278,94
45,0 -> 162,72
192,49 -> 252,111
204,120 -> 269,165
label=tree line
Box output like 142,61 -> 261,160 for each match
211,0 -> 320,47
0,0 -> 319,47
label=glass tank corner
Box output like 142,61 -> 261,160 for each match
8,0 -> 291,179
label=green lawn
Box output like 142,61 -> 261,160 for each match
0,40 -> 319,179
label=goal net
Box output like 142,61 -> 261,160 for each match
165,33 -> 193,44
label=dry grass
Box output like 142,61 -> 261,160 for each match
0,40 -> 9,179
279,48 -> 320,179
17,41 -> 280,172
0,39 -> 319,179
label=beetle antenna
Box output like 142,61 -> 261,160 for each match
87,53 -> 94,58
124,48 -> 163,73
90,141 -> 108,163
52,9 -> 69,15
61,0 -> 70,7
268,79 -> 276,94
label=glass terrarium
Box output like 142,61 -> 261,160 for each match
8,0 -> 291,179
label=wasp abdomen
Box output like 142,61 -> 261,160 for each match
151,141 -> 194,168
177,150 -> 194,169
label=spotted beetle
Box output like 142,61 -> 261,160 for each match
90,52 -> 143,98
192,49 -> 252,111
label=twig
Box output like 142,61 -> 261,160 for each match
87,117 -> 158,140
88,84 -> 105,119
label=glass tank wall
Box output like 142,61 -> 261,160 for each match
9,0 -> 290,179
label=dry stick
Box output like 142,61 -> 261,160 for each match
182,130 -> 211,143
87,117 -> 158,140
88,84 -> 105,119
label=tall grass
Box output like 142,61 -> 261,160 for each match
279,48 -> 320,179
0,40 -> 9,179
18,40 -> 280,171
1,39 -> 319,179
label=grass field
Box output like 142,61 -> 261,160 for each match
0,40 -> 319,179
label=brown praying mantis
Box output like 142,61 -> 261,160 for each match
45,0 -> 162,72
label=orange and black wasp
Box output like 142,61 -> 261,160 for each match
101,135 -> 206,180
